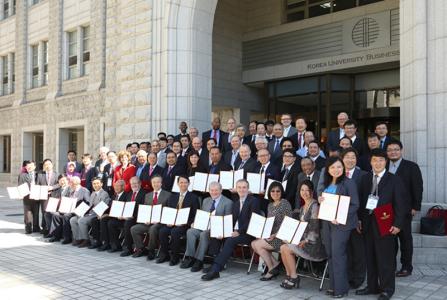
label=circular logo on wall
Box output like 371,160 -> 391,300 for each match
352,17 -> 380,48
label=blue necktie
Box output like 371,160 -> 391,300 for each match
210,200 -> 216,213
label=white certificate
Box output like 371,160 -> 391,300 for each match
59,197 -> 77,214
336,196 -> 351,225
151,204 -> 163,223
210,215 -> 223,238
46,197 -> 60,213
18,183 -> 31,198
7,187 -> 21,199
219,171 -> 234,190
193,172 -> 208,192
276,216 -> 300,243
262,217 -> 275,239
247,213 -> 266,239
109,201 -> 125,218
193,209 -> 211,231
92,201 -> 109,217
122,202 -> 136,218
233,169 -> 244,188
206,174 -> 220,192
29,185 -> 41,200
291,222 -> 308,245
188,176 -> 194,192
223,215 -> 233,238
160,207 -> 177,225
318,193 -> 339,222
137,204 -> 152,224
74,202 -> 91,217
39,186 -> 49,200
175,207 -> 191,226
172,176 -> 180,193
264,179 -> 280,199
246,173 -> 261,194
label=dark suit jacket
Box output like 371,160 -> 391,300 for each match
166,191 -> 200,226
18,172 -> 37,200
202,129 -> 228,149
140,164 -> 164,192
380,135 -> 397,150
207,160 -> 232,174
281,162 -> 301,209
290,131 -> 306,149
358,152 -> 372,172
332,178 -> 360,231
126,189 -> 146,218
359,172 -> 409,233
390,159 -> 423,211
233,195 -> 261,235
81,166 -> 98,192
351,136 -> 366,156
174,133 -> 190,142
161,164 -> 187,192
224,150 -> 241,168
199,149 -> 210,170
313,156 -> 326,171
327,128 -> 343,151
253,162 -> 281,191
268,137 -> 284,165
36,171 -> 59,190
298,170 -> 321,201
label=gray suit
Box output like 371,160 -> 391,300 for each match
284,126 -> 297,137
70,189 -> 111,240
130,189 -> 171,250
185,195 -> 233,261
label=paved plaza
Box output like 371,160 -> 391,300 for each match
0,189 -> 446,300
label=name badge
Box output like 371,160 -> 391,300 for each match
366,195 -> 379,210
107,178 -> 112,187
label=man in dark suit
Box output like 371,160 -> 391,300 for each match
130,175 -> 171,259
327,112 -> 349,151
298,157 -> 321,202
359,133 -> 380,172
289,116 -> 307,149
222,117 -> 237,153
19,160 -> 39,234
140,152 -> 164,192
233,144 -> 258,175
107,176 -> 146,257
280,113 -> 297,137
223,135 -> 241,169
174,121 -> 189,142
387,140 -> 423,277
80,154 -> 98,193
157,176 -> 199,266
344,120 -> 366,156
179,135 -> 192,158
280,149 -> 301,209
101,151 -> 120,197
161,152 -> 186,191
37,159 -> 59,236
356,149 -> 409,300
172,141 -> 188,168
341,148 -> 368,289
252,149 -> 281,213
375,121 -> 396,150
307,141 -> 326,171
202,179 -> 261,281
268,123 -> 285,165
62,150 -> 83,174
202,117 -> 228,149
207,147 -> 232,174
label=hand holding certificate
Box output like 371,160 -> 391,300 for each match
276,216 -> 308,244
30,185 -> 49,200
109,201 -> 136,218
318,193 -> 351,225
246,213 -> 275,239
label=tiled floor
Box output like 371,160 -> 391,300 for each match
0,189 -> 446,299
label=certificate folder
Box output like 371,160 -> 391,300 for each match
109,201 -> 136,218
219,169 -> 244,190
192,173 -> 220,192
45,197 -> 60,213
74,202 -> 91,217
160,207 -> 191,226
276,216 -> 308,244
92,201 -> 109,217
373,203 -> 394,237
136,204 -> 163,224
29,185 -> 49,200
192,209 -> 211,231
7,183 -> 31,199
58,197 -> 78,214
246,213 -> 275,239
172,176 -> 195,193
246,173 -> 262,194
210,215 -> 233,238
317,192 -> 350,225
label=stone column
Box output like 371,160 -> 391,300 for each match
76,25 -> 83,78
88,0 -> 106,90
46,0 -> 63,99
0,56 -> 3,96
400,0 -> 447,204
13,0 -> 28,105
8,0 -> 13,16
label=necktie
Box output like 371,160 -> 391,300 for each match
210,164 -> 216,174
282,168 -> 289,181
153,191 -> 158,205
131,192 -> 137,202
47,172 -> 51,185
298,133 -> 302,148
260,166 -> 265,174
346,170 -> 350,178
307,175 -> 311,181
149,166 -> 153,176
178,194 -> 185,209
371,174 -> 379,195
380,140 -> 384,149
274,139 -> 280,152
239,199 -> 244,212
212,130 -> 217,139
238,161 -> 245,170
168,166 -> 173,175
210,199 -> 216,213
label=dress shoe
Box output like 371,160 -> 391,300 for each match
120,249 -> 132,257
356,287 -> 380,295
32,227 -> 41,233
88,242 -> 101,249
72,240 -> 82,246
78,240 -> 91,248
25,224 -> 32,234
97,244 -> 111,252
325,290 -> 334,296
156,253 -> 170,264
40,229 -> 48,235
61,239 -> 72,245
190,260 -> 203,272
378,292 -> 391,300
107,247 -> 122,253
202,266 -> 211,274
132,249 -> 146,258
201,271 -> 220,281
180,257 -> 194,269
396,269 -> 412,277
146,249 -> 156,260
46,237 -> 60,243
169,256 -> 180,266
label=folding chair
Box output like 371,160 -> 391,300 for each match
232,243 -> 255,274
296,257 -> 329,291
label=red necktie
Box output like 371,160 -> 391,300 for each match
298,133 -> 302,148
346,170 -> 350,178
149,166 -> 153,176
153,191 -> 158,205
212,130 -> 217,140
131,192 -> 136,202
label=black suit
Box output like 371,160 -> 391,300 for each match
207,160 -> 232,174
97,192 -> 128,247
161,164 -> 187,192
313,156 -> 326,171
268,137 -> 284,165
351,136 -> 366,156
80,166 -> 98,193
18,172 -> 39,231
174,133 -> 189,142
280,162 -> 301,209
327,128 -> 343,151
390,159 -> 423,272
297,170 -> 321,204
358,172 -> 409,297
140,164 -> 164,192
62,161 -> 83,174
159,192 -> 199,259
234,157 -> 257,175
290,131 -> 306,149
380,136 -> 396,150
108,190 -> 146,251
202,129 -> 228,149
101,163 -> 119,197
211,195 -> 261,272
223,149 -> 241,168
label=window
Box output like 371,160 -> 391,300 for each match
284,0 -> 384,23
42,41 -> 48,85
10,53 -> 14,93
2,56 -> 8,95
3,1 -> 9,17
31,0 -> 40,5
67,31 -> 78,79
31,45 -> 39,88
81,26 -> 90,76
0,135 -> 11,173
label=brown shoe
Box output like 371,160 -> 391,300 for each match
78,240 -> 91,248
72,240 -> 82,246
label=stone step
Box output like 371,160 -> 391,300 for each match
412,247 -> 447,265
412,233 -> 447,248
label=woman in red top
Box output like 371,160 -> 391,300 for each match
112,150 -> 136,193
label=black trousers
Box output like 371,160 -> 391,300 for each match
396,215 -> 413,271
365,219 -> 396,296
212,234 -> 253,272
347,229 -> 366,287
159,225 -> 187,258
97,217 -> 112,246
40,199 -> 48,230
208,238 -> 224,257
89,217 -> 101,242
44,212 -> 54,235
23,198 -> 40,230
51,213 -> 73,240
108,218 -> 136,250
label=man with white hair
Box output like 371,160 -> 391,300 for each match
327,112 -> 349,151
95,146 -> 110,174
189,127 -> 199,139
181,182 -> 233,272
253,136 -> 269,159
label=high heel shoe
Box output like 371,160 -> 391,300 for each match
280,276 -> 300,289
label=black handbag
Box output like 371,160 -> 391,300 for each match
420,206 -> 446,236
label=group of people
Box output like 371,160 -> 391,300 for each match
17,113 -> 423,300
